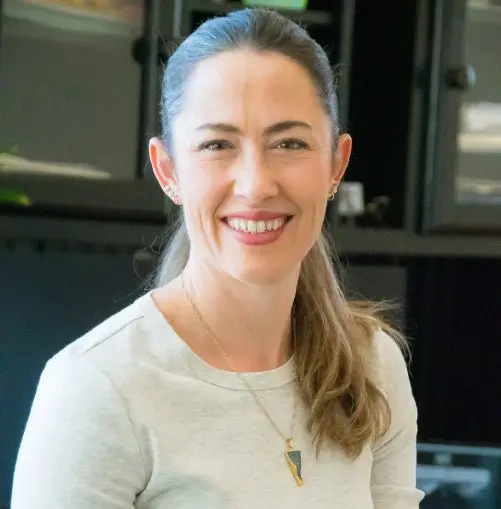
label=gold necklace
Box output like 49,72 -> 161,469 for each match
181,275 -> 303,487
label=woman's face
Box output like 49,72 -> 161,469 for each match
150,48 -> 351,286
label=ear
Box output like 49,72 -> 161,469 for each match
330,133 -> 352,187
149,137 -> 180,200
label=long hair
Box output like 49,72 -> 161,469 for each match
155,8 -> 408,458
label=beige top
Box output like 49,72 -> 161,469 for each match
11,292 -> 424,508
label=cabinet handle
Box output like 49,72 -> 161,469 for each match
446,65 -> 476,90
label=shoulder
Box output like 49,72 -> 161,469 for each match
372,329 -> 409,376
26,298 -> 150,436
368,328 -> 416,416
44,292 -> 173,391
36,296 -> 143,396
369,328 -> 410,377
52,295 -> 147,365
15,305 -> 150,505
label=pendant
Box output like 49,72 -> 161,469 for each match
284,438 -> 303,486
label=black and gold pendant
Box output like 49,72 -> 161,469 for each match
284,438 -> 303,486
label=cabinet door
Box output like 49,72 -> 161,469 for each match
0,0 -> 165,219
423,0 -> 501,232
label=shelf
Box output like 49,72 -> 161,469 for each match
2,215 -> 501,259
332,227 -> 501,259
185,0 -> 332,26
0,173 -> 166,221
0,214 -> 163,250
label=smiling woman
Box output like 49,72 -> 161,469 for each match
11,7 -> 423,509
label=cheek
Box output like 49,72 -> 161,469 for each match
284,160 -> 331,207
176,160 -> 231,226
177,159 -> 220,199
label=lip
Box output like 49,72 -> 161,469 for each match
222,215 -> 291,246
223,211 -> 291,221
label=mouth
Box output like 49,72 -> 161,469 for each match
223,216 -> 292,234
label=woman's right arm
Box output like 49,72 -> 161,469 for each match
11,352 -> 147,508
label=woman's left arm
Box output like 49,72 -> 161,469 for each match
370,332 -> 425,509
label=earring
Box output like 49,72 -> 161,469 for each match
328,184 -> 338,201
164,185 -> 181,205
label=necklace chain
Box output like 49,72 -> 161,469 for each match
181,275 -> 297,443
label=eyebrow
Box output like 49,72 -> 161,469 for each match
195,120 -> 312,136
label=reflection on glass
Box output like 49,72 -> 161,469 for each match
0,0 -> 144,181
455,1 -> 501,205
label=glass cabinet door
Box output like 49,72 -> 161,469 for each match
455,1 -> 501,206
423,0 -> 501,232
0,0 -> 143,181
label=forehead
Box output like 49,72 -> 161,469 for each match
177,48 -> 327,129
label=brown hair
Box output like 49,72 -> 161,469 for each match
155,7 -> 408,458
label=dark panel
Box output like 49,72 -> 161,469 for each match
410,258 -> 501,446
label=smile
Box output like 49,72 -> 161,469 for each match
225,217 -> 288,234
222,214 -> 292,246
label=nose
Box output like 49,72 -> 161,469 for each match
233,148 -> 279,202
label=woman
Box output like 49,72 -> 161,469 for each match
11,8 -> 423,509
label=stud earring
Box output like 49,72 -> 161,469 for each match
164,185 -> 182,206
328,184 -> 338,201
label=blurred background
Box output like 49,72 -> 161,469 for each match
1,0 -> 500,507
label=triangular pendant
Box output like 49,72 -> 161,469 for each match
284,439 -> 303,486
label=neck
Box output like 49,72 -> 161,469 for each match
181,258 -> 300,372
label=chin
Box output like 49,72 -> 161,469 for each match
223,256 -> 301,287
214,221 -> 316,286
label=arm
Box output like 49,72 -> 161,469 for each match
370,333 -> 424,509
11,352 -> 147,509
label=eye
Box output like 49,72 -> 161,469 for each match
276,139 -> 309,151
198,140 -> 233,151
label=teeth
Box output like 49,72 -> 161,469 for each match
226,217 -> 286,234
